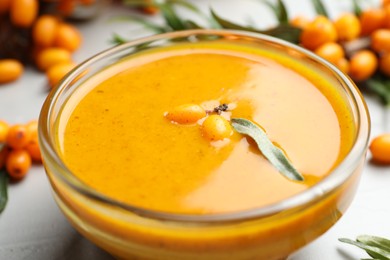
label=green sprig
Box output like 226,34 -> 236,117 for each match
339,235 -> 390,259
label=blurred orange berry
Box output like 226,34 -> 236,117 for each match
370,133 -> 390,164
349,50 -> 378,81
314,42 -> 345,64
334,13 -> 361,41
360,9 -> 386,36
379,52 -> 390,76
10,0 -> 39,27
54,23 -> 82,52
6,124 -> 31,149
35,48 -> 72,71
290,15 -> 311,29
46,62 -> 76,88
0,0 -> 11,14
32,15 -> 59,48
300,16 -> 338,50
371,29 -> 390,53
335,58 -> 350,74
0,59 -> 23,84
0,120 -> 9,143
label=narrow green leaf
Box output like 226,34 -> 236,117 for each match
183,20 -> 204,29
159,3 -> 186,30
211,9 -> 301,43
311,0 -> 329,17
263,23 -> 301,44
260,0 -> 289,24
351,0 -> 363,17
0,167 -> 8,214
210,9 -> 259,32
111,33 -> 129,45
366,75 -> 390,106
339,238 -> 390,260
231,118 -> 304,181
358,236 -> 390,259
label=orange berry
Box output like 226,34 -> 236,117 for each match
290,15 -> 310,29
379,52 -> 390,76
54,23 -> 82,52
0,145 -> 9,169
57,0 -> 75,16
369,133 -> 390,164
32,15 -> 59,48
140,6 -> 159,15
35,48 -> 72,71
300,16 -> 338,50
46,62 -> 76,88
0,0 -> 11,14
371,29 -> 390,53
0,59 -> 23,84
201,115 -> 233,141
360,9 -> 386,36
10,0 -> 39,28
334,13 -> 361,41
0,120 -> 9,143
335,58 -> 350,74
165,104 -> 206,124
6,124 -> 31,149
6,149 -> 31,180
24,120 -> 41,162
349,50 -> 378,82
314,42 -> 345,64
384,0 -> 390,8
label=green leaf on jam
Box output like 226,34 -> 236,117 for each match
0,149 -> 8,213
231,118 -> 304,182
339,235 -> 390,259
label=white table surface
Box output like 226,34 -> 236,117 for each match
1,1 -> 389,259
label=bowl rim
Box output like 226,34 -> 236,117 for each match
38,29 -> 371,223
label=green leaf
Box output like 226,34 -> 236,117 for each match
339,238 -> 390,260
159,3 -> 186,30
262,23 -> 301,44
0,167 -> 8,214
231,118 -> 304,181
358,236 -> 390,259
311,0 -> 329,17
168,0 -> 200,13
365,74 -> 390,106
211,9 -> 301,44
261,0 -> 289,24
351,0 -> 363,17
111,33 -> 129,45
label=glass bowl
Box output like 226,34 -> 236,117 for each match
38,30 -> 370,260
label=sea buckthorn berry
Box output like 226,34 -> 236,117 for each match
300,16 -> 337,50
371,29 -> 390,53
32,15 -> 59,48
57,0 -> 76,16
0,59 -> 23,84
201,115 -> 233,141
54,23 -> 82,52
359,9 -> 386,36
24,120 -> 41,162
314,42 -> 345,64
46,62 -> 76,88
348,50 -> 378,82
165,104 -> 206,124
370,134 -> 390,164
379,52 -> 390,76
384,0 -> 390,7
334,13 -> 361,41
10,0 -> 38,28
335,58 -> 350,74
6,124 -> 31,149
6,149 -> 31,180
0,120 -> 9,143
0,0 -> 11,14
0,145 -> 9,169
35,48 -> 72,71
290,15 -> 310,29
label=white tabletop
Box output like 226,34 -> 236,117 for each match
0,1 -> 389,259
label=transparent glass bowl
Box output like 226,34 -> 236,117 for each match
39,30 -> 370,260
